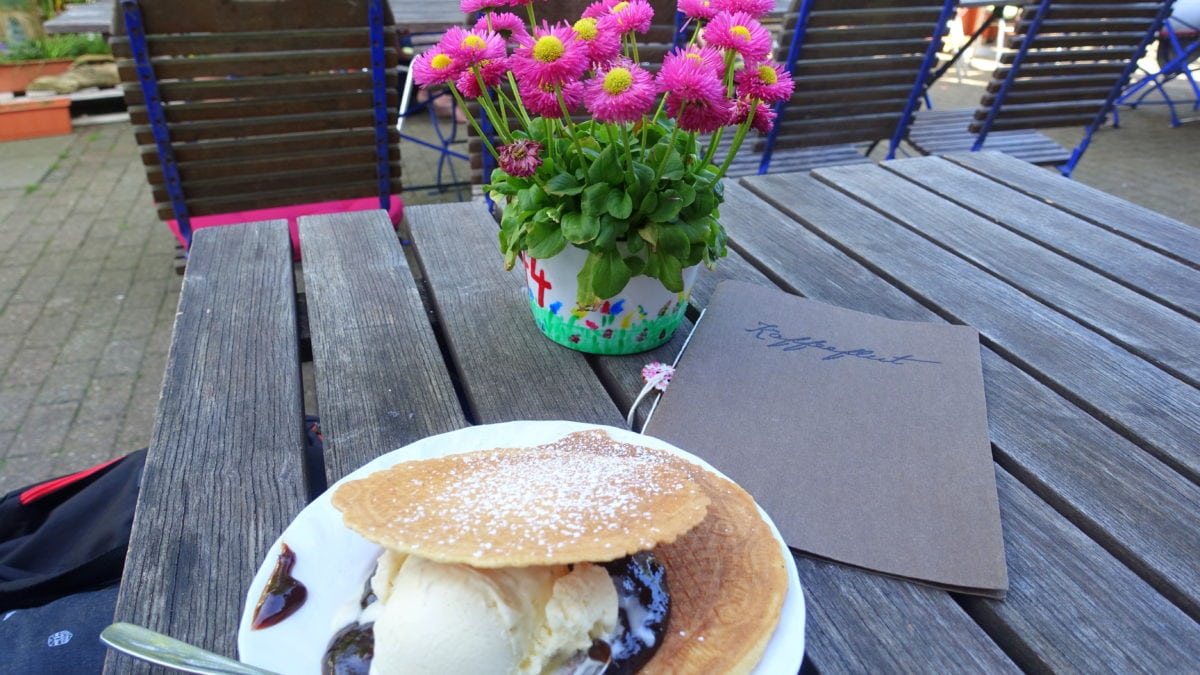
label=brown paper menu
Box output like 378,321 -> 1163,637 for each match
645,281 -> 1007,597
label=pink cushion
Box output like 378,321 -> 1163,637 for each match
167,196 -> 404,259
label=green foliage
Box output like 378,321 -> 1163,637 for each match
492,118 -> 728,305
0,32 -> 110,62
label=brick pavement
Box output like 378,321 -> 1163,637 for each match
0,123 -> 180,493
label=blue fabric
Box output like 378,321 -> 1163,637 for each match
0,584 -> 118,673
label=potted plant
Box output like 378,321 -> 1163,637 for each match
412,0 -> 791,355
0,32 -> 110,92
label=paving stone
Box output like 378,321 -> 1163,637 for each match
11,273 -> 61,305
95,336 -> 147,377
0,265 -> 29,294
58,326 -> 113,364
11,401 -> 78,457
0,386 -> 38,432
0,448 -> 55,495
26,311 -> 78,347
2,347 -> 57,388
111,308 -> 159,340
0,302 -> 42,336
78,374 -> 136,420
36,363 -> 93,405
58,418 -> 121,469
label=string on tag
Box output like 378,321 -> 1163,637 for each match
626,363 -> 674,428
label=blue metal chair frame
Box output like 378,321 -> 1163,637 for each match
759,0 -> 958,175
119,0 -> 394,246
1117,16 -> 1200,126
972,0 -> 1174,177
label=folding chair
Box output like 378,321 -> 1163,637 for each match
111,0 -> 404,257
1117,0 -> 1200,126
908,0 -> 1174,177
719,0 -> 959,178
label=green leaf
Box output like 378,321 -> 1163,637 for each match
606,190 -> 633,220
546,172 -> 584,196
581,183 -> 611,217
638,192 -> 659,217
659,253 -> 684,292
590,249 -> 633,298
626,234 -> 645,254
562,211 -> 600,244
624,255 -> 646,277
657,226 -> 691,258
650,192 -> 684,222
515,185 -> 546,214
587,145 -> 622,185
526,228 -> 567,258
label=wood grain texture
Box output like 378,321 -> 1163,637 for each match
299,211 -> 467,485
405,202 -> 627,426
945,151 -> 1200,268
104,221 -> 307,673
733,173 -> 1200,654
814,161 -> 1200,385
748,171 -> 1200,482
883,156 -> 1200,319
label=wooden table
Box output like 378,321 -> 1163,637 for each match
105,151 -> 1200,672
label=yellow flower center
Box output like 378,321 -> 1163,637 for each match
685,52 -> 702,63
603,68 -> 633,95
612,1 -> 629,12
533,36 -> 565,62
431,53 -> 453,70
730,25 -> 752,41
573,18 -> 598,41
463,34 -> 486,50
757,64 -> 777,84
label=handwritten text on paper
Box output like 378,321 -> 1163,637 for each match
745,322 -> 941,366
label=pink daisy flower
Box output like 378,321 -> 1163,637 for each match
475,12 -> 530,45
460,0 -> 505,12
584,61 -> 656,123
668,95 -> 733,133
597,0 -> 655,34
735,60 -> 794,103
455,57 -> 509,98
518,79 -> 585,118
731,97 -> 777,133
439,26 -> 506,68
506,0 -> 538,6
712,0 -> 775,19
678,0 -> 719,20
703,11 -> 772,62
497,139 -> 544,177
572,17 -> 623,64
658,47 -> 726,104
512,23 -> 589,88
411,46 -> 464,86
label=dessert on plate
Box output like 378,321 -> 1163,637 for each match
326,429 -> 788,674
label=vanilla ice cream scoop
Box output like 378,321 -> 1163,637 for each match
367,551 -> 617,675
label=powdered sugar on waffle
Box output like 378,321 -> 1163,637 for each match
331,429 -> 711,567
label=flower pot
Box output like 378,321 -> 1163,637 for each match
0,59 -> 73,94
522,244 -> 699,355
0,96 -> 72,142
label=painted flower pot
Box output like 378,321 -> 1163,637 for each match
522,244 -> 699,355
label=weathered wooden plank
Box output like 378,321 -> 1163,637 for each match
731,174 -> 1200,645
945,151 -> 1200,268
299,211 -> 466,485
884,156 -> 1199,319
748,171 -> 1200,483
406,202 -> 627,426
972,469 -> 1200,671
813,162 -> 1200,385
105,221 -> 306,673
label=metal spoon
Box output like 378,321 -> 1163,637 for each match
100,622 -> 277,675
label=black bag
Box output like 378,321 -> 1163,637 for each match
0,449 -> 146,612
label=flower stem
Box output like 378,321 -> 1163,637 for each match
555,86 -> 589,169
713,108 -> 754,182
449,86 -> 498,161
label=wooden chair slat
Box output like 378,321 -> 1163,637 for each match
155,180 -> 404,220
109,28 -> 381,57
132,109 -> 398,144
138,129 -> 398,165
128,90 -> 399,125
116,48 -> 398,81
121,71 -> 394,105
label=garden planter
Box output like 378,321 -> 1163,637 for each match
0,59 -> 73,94
0,97 -> 72,142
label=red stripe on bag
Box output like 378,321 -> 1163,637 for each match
19,456 -> 125,505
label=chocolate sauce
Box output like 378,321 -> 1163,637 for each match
601,551 -> 670,675
319,552 -> 670,672
251,543 -> 307,630
322,623 -> 374,675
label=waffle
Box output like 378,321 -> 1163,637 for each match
331,429 -> 711,567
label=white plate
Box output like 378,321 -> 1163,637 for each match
238,421 -> 806,673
